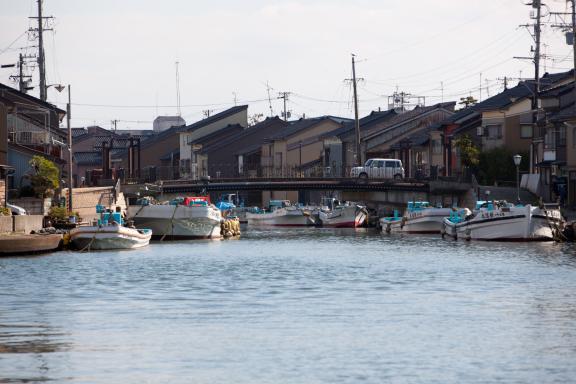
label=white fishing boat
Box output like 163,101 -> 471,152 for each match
246,200 -> 315,227
319,199 -> 367,228
127,196 -> 222,240
380,201 -> 459,234
441,201 -> 565,241
70,208 -> 152,250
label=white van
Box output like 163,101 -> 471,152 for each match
350,158 -> 405,180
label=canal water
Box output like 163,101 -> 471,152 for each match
1,229 -> 576,383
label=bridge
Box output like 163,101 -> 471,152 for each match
122,178 -> 474,209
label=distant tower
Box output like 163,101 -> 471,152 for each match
153,116 -> 186,132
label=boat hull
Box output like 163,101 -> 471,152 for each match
442,205 -> 563,241
0,234 -> 62,256
381,208 -> 453,234
70,226 -> 152,250
320,206 -> 367,228
128,205 -> 222,240
246,208 -> 315,227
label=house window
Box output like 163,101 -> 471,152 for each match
18,131 -> 32,144
520,124 -> 533,139
484,124 -> 502,139
275,152 -> 283,168
432,139 -> 442,154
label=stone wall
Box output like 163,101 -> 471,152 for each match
0,179 -> 5,206
63,187 -> 127,223
0,216 -> 12,233
0,215 -> 44,233
13,215 -> 44,233
10,197 -> 51,215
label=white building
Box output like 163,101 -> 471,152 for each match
153,116 -> 186,133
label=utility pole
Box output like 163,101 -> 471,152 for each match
18,54 -> 25,92
549,1 -> 576,109
278,91 -> 291,121
111,119 -> 118,131
533,0 -> 542,176
37,0 -> 46,101
516,0 -> 542,174
351,54 -> 361,166
535,0 -> 542,97
5,54 -> 33,93
30,0 -> 52,101
67,85 -> 73,213
571,0 -> 576,112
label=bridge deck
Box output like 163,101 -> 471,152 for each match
124,177 -> 470,195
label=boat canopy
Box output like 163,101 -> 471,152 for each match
216,201 -> 235,211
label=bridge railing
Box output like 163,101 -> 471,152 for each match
129,164 -> 473,184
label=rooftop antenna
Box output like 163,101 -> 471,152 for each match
266,81 -> 274,117
175,61 -> 181,116
232,92 -> 238,106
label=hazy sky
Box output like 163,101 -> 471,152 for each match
0,0 -> 573,130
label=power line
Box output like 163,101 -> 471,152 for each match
0,31 -> 27,56
54,98 -> 271,109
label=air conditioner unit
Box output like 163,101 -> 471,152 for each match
477,126 -> 484,136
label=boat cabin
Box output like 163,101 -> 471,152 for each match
269,200 -> 291,211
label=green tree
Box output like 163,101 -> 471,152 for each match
458,96 -> 478,109
29,155 -> 60,197
477,148 -> 529,185
453,134 -> 480,168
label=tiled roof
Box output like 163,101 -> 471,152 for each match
193,124 -> 244,146
200,117 -> 288,154
186,105 -> 248,132
391,130 -> 431,149
74,151 -> 102,166
234,142 -> 263,156
333,109 -> 398,138
60,127 -> 88,137
441,71 -> 574,126
268,116 -> 346,141
139,124 -> 187,150
364,102 -> 455,141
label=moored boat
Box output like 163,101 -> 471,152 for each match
441,201 -> 565,241
0,233 -> 62,256
380,201 -> 459,234
246,200 -> 315,227
127,196 -> 222,240
70,207 -> 152,250
319,199 -> 367,228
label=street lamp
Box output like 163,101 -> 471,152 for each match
513,154 -> 522,204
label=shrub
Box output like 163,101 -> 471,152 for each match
29,155 -> 60,198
